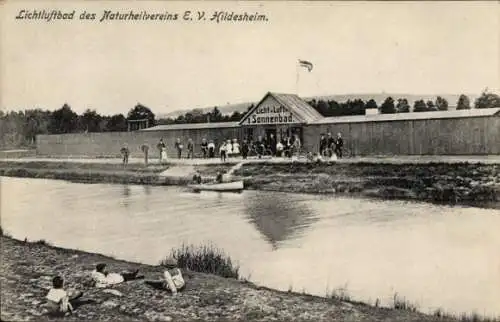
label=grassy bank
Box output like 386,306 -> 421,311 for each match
3,233 -> 496,322
235,161 -> 500,208
1,160 -> 499,208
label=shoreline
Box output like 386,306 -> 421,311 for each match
0,159 -> 499,209
1,233 -> 494,322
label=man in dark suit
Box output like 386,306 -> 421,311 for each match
334,132 -> 344,158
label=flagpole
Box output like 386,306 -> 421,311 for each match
295,61 -> 299,95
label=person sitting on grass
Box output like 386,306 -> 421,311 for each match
45,275 -> 83,316
91,263 -> 143,288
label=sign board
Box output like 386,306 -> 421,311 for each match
244,97 -> 296,125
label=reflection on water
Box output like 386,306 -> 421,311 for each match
1,176 -> 499,317
244,193 -> 319,250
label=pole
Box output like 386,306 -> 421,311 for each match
295,62 -> 299,95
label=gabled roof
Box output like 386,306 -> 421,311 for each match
140,122 -> 240,131
238,92 -> 323,125
312,107 -> 500,125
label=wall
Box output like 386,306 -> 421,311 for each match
37,127 -> 243,158
36,116 -> 500,158
303,116 -> 500,155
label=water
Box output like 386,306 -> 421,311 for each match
1,176 -> 499,317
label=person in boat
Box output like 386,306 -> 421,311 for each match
91,263 -> 143,288
201,138 -> 208,159
192,171 -> 202,184
208,140 -> 215,158
215,171 -> 223,184
45,275 -> 84,316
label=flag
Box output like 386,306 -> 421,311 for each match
298,59 -> 313,72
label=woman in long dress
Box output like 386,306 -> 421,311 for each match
161,147 -> 168,164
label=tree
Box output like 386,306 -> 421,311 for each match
413,99 -> 427,112
209,107 -> 222,122
426,100 -> 437,111
396,98 -> 410,113
435,96 -> 448,111
379,97 -> 396,114
49,103 -> 78,134
127,103 -> 155,128
456,94 -> 471,110
474,90 -> 500,109
315,100 -> 330,116
106,114 -> 127,131
366,99 -> 378,110
79,109 -> 102,132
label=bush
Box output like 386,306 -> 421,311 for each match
164,243 -> 239,279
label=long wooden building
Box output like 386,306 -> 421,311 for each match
36,92 -> 500,157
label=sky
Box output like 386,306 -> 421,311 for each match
1,1 -> 499,115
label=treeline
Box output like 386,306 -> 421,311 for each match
0,103 -> 155,149
308,91 -> 500,116
157,105 -> 254,125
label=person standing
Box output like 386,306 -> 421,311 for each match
319,134 -> 327,157
157,139 -> 166,162
175,138 -> 183,159
219,141 -> 227,162
201,138 -> 208,158
276,140 -> 284,157
225,139 -> 233,158
241,139 -> 249,159
327,133 -> 335,157
232,138 -> 240,156
334,132 -> 344,158
292,134 -> 301,157
187,138 -> 194,159
269,133 -> 277,156
120,144 -> 130,168
141,144 -> 149,166
208,140 -> 215,158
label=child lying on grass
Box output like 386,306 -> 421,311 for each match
45,276 -> 83,316
91,263 -> 143,288
145,268 -> 186,296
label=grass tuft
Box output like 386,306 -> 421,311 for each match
330,287 -> 351,302
164,243 -> 239,279
433,309 -> 500,322
32,239 -> 51,246
393,293 -> 418,312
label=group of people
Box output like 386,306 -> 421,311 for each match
244,134 -> 302,159
319,132 -> 344,159
44,262 -> 185,316
119,132 -> 344,166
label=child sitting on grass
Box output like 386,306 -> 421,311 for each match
45,276 -> 83,316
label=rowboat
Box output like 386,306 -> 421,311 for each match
188,180 -> 244,193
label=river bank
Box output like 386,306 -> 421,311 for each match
1,233 -> 490,322
0,159 -> 499,208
